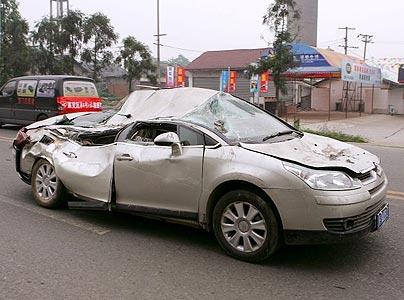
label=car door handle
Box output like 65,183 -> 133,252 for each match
116,154 -> 133,161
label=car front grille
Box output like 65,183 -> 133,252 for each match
323,200 -> 385,234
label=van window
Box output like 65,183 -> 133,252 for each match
63,81 -> 98,98
17,80 -> 38,97
37,80 -> 56,98
1,81 -> 17,97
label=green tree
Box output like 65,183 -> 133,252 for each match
31,17 -> 63,74
116,36 -> 156,93
253,0 -> 300,116
60,10 -> 84,75
81,13 -> 118,81
0,0 -> 30,85
167,54 -> 190,67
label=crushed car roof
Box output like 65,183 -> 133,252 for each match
106,88 -> 219,125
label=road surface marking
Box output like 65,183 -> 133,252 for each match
0,136 -> 13,143
0,196 -> 111,236
387,190 -> 404,201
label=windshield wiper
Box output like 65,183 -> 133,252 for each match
263,130 -> 303,142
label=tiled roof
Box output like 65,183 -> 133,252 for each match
186,48 -> 269,71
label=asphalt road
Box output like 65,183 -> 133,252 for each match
0,126 -> 403,299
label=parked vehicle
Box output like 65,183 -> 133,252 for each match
12,88 -> 389,262
0,75 -> 102,127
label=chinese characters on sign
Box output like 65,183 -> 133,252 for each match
220,70 -> 238,92
260,72 -> 269,93
177,67 -> 186,87
166,66 -> 176,88
228,71 -> 237,92
341,60 -> 382,85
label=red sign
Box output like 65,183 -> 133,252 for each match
260,72 -> 269,93
228,71 -> 237,92
57,96 -> 102,114
176,67 -> 186,87
17,97 -> 35,105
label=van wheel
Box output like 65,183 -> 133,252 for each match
36,114 -> 48,121
31,159 -> 66,209
213,190 -> 280,263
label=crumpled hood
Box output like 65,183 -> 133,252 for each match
240,133 -> 379,174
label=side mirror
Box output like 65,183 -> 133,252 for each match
154,132 -> 183,156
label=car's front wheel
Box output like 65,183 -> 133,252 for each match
213,190 -> 280,263
31,159 -> 66,209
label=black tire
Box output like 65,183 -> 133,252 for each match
213,190 -> 280,263
31,159 -> 66,209
36,114 -> 48,121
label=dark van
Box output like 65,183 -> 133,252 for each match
0,75 -> 102,126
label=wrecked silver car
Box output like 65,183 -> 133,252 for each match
13,88 -> 389,262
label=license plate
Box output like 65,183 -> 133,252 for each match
375,204 -> 389,230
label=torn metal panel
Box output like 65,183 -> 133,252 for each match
240,133 -> 378,174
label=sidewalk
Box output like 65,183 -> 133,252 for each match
299,114 -> 404,148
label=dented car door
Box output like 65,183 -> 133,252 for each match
114,123 -> 204,216
53,141 -> 115,203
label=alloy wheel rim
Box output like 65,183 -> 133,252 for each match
221,202 -> 267,253
35,163 -> 57,201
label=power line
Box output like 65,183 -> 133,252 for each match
338,26 -> 358,55
358,33 -> 374,60
159,44 -> 204,53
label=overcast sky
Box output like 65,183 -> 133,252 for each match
17,0 -> 404,61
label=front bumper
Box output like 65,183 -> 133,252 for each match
265,172 -> 389,244
284,201 -> 388,245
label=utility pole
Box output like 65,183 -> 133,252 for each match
339,27 -> 358,118
357,34 -> 374,117
338,27 -> 358,55
358,34 -> 374,60
154,0 -> 166,87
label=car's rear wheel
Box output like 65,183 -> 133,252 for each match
31,159 -> 66,209
213,190 -> 280,263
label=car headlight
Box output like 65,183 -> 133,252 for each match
283,162 -> 362,191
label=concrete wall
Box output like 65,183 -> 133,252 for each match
311,79 -> 343,111
288,0 -> 318,46
310,80 -> 404,115
387,87 -> 404,114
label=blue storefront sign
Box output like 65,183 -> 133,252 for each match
291,43 -> 331,68
220,70 -> 229,92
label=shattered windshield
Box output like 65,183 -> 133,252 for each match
181,93 -> 293,143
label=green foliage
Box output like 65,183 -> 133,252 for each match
60,10 -> 85,74
81,13 -> 118,81
167,54 -> 190,67
31,10 -> 85,75
0,0 -> 31,85
303,129 -> 368,143
115,36 -> 156,92
252,0 -> 300,116
31,17 -> 63,74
